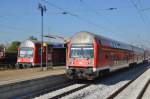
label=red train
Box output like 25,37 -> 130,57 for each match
66,31 -> 149,80
17,40 -> 66,68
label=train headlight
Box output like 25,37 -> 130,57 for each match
70,61 -> 74,65
17,59 -> 20,62
30,58 -> 33,62
69,59 -> 75,65
88,59 -> 93,65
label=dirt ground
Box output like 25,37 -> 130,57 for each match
0,66 -> 66,85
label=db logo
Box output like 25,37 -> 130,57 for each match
79,62 -> 82,64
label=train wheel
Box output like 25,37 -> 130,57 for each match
129,62 -> 137,68
143,60 -> 148,64
26,65 -> 31,68
15,64 -> 20,69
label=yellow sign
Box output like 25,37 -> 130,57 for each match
43,43 -> 47,46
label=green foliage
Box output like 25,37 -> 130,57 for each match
0,44 -> 5,50
6,41 -> 21,52
29,36 -> 38,41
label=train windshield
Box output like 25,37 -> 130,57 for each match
19,47 -> 33,58
70,48 -> 94,58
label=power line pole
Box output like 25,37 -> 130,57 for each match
38,3 -> 47,70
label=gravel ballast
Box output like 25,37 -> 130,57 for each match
61,65 -> 148,99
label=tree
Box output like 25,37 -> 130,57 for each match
0,44 -> 5,51
6,41 -> 21,53
29,36 -> 38,41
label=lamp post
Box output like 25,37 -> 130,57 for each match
38,3 -> 47,70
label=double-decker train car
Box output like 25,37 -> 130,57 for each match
66,31 -> 149,80
17,39 -> 66,68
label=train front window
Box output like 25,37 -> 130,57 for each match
83,48 -> 94,58
19,47 -> 33,58
70,48 -> 93,58
70,48 -> 82,58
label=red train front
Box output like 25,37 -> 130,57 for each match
66,32 -> 98,80
66,31 -> 149,80
17,39 -> 66,68
17,40 -> 44,68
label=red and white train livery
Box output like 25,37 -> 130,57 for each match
66,31 -> 149,80
17,39 -> 66,68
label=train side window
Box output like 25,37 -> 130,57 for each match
38,48 -> 45,56
98,49 -> 101,60
38,48 -> 41,56
99,40 -> 102,45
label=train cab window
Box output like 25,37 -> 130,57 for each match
70,48 -> 82,58
19,47 -> 33,58
83,48 -> 94,58
70,47 -> 94,58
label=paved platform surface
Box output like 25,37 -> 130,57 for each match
114,67 -> 150,99
142,83 -> 150,99
0,66 -> 65,85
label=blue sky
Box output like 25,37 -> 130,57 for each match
0,0 -> 150,48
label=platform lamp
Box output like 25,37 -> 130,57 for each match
38,3 -> 47,70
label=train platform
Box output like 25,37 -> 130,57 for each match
142,83 -> 150,99
114,67 -> 150,99
0,66 -> 65,85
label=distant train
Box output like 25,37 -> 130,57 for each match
0,49 -> 17,68
66,31 -> 150,80
17,40 -> 66,68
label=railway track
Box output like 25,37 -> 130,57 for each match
35,63 -> 149,99
0,63 -> 148,99
0,74 -> 71,98
35,83 -> 91,99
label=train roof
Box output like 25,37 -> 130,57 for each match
20,39 -> 65,48
70,31 -> 143,51
71,31 -> 94,44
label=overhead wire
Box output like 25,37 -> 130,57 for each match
79,0 -> 114,26
141,8 -> 150,11
0,24 -> 37,34
129,0 -> 150,32
42,0 -> 116,33
129,0 -> 150,47
79,0 -> 127,36
130,0 -> 150,31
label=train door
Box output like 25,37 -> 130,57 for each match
37,47 -> 45,65
37,47 -> 41,65
110,51 -> 121,70
97,47 -> 102,67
